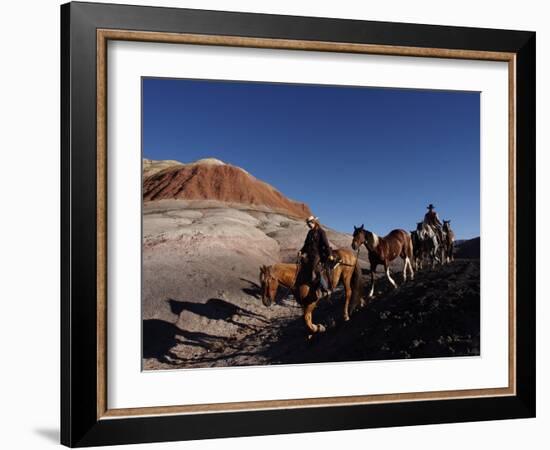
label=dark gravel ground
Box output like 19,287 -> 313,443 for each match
144,259 -> 479,369
267,258 -> 480,365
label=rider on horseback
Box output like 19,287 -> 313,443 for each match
298,215 -> 332,297
424,204 -> 444,243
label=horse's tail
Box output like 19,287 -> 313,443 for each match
348,259 -> 364,314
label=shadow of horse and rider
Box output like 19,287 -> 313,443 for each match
259,210 -> 456,338
143,297 -> 271,366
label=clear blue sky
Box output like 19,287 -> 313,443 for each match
143,78 -> 480,239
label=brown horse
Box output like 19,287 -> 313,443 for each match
351,225 -> 414,298
442,220 -> 455,263
259,248 -> 363,335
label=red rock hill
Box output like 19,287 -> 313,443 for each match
143,158 -> 312,219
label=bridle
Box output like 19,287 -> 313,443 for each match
352,229 -> 366,255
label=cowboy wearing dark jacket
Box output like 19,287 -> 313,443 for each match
298,215 -> 332,296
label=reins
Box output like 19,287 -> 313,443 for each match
330,244 -> 361,270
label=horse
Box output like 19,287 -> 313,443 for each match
259,263 -> 298,307
351,225 -> 414,298
410,230 -> 424,270
442,220 -> 455,263
327,248 -> 364,321
259,248 -> 363,335
416,221 -> 441,268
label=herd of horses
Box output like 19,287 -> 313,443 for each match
259,221 -> 455,337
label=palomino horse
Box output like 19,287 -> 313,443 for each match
442,220 -> 455,263
259,263 -> 298,307
416,222 -> 441,268
351,225 -> 414,298
259,248 -> 363,335
327,248 -> 364,321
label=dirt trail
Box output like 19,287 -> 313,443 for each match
143,259 -> 479,370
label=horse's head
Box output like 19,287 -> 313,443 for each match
351,224 -> 365,250
259,265 -> 278,307
443,220 -> 451,232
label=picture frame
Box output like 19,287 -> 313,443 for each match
61,1 -> 535,447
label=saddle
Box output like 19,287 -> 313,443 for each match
299,254 -> 331,294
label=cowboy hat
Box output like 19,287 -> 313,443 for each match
305,215 -> 319,224
427,204 -> 435,209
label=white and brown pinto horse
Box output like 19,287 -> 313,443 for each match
351,225 -> 414,297
416,221 -> 441,268
442,220 -> 455,263
259,248 -> 363,335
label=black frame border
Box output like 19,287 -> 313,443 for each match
61,2 -> 535,447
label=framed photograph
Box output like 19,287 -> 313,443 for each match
61,1 -> 535,447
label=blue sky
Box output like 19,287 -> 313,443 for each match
143,78 -> 480,239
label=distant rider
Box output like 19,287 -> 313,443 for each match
424,204 -> 444,243
298,216 -> 332,297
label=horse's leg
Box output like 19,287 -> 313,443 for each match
402,245 -> 413,282
331,266 -> 342,291
404,256 -> 414,281
303,300 -> 324,335
368,264 -> 376,298
385,262 -> 398,289
299,286 -> 319,334
409,258 -> 415,279
431,242 -> 439,267
426,245 -> 430,266
343,269 -> 352,321
407,243 -> 415,280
